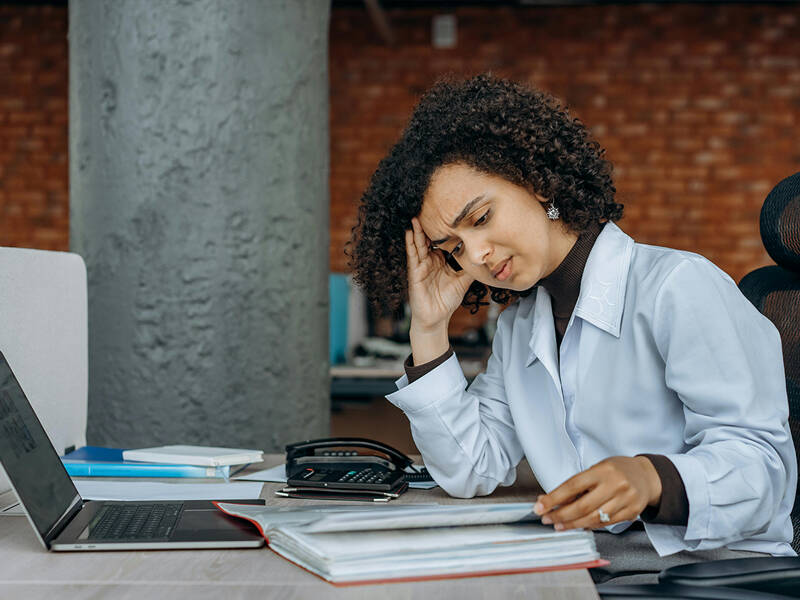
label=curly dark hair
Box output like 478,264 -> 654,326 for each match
348,74 -> 622,315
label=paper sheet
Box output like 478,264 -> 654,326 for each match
0,489 -> 23,515
235,463 -> 439,490
216,502 -> 537,535
0,502 -> 23,515
74,480 -> 263,501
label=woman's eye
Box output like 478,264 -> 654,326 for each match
452,242 -> 464,256
474,210 -> 490,226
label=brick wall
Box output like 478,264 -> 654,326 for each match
2,3 -> 799,334
329,3 -> 799,333
0,4 -> 68,250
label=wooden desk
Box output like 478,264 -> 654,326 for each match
0,455 -> 599,600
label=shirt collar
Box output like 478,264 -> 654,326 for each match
572,221 -> 634,338
526,221 -> 632,369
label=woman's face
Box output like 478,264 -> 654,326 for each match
418,163 -> 578,291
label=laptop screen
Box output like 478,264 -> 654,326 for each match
0,352 -> 80,540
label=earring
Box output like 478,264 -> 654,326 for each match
546,202 -> 559,221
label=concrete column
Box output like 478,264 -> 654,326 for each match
69,0 -> 330,450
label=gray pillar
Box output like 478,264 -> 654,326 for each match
69,0 -> 330,451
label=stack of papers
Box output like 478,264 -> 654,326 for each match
216,502 -> 604,585
122,445 -> 264,467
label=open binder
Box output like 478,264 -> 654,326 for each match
215,502 -> 607,586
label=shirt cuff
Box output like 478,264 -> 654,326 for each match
638,454 -> 690,526
404,347 -> 455,384
387,353 -> 467,414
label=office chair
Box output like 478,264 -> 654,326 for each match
599,172 -> 800,599
597,582 -> 793,600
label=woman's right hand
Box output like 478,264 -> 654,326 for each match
405,217 -> 474,337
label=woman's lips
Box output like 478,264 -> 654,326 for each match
494,258 -> 512,281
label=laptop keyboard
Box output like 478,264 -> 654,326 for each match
88,503 -> 183,540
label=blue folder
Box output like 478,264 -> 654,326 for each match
61,446 -> 231,478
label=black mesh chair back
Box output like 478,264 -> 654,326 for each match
739,171 -> 800,552
602,174 -> 800,599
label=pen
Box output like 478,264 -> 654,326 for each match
275,489 -> 392,502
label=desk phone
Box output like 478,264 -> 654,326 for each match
285,437 -> 433,493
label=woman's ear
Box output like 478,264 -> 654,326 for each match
527,190 -> 550,210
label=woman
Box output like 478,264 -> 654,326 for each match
348,74 -> 796,582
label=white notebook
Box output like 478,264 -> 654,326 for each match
122,445 -> 264,467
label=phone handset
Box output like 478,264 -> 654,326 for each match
285,437 -> 414,470
284,437 -> 433,484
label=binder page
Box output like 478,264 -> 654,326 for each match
216,502 -> 537,535
301,502 -> 538,533
216,503 -> 390,531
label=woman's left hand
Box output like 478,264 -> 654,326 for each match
533,456 -> 662,530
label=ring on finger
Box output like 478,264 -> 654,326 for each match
597,508 -> 611,523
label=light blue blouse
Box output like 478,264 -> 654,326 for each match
387,222 -> 797,557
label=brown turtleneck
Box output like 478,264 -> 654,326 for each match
538,222 -> 600,347
403,222 -> 688,526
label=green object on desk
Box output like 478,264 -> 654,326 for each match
330,273 -> 349,365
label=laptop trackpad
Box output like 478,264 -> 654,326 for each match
179,507 -> 249,531
173,501 -> 263,538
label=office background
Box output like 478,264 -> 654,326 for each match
0,0 -> 798,452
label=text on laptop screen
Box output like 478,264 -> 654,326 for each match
0,353 -> 80,538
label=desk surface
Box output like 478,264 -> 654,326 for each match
0,455 -> 599,600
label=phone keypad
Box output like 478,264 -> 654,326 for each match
288,466 -> 403,491
338,468 -> 387,484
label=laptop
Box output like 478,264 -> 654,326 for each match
0,351 -> 265,551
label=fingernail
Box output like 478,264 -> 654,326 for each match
554,523 -> 564,531
541,515 -> 552,525
533,502 -> 544,515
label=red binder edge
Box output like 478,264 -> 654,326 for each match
215,501 -> 271,542
281,552 -> 610,587
213,501 -> 609,586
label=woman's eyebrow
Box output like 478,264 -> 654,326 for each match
430,194 -> 487,245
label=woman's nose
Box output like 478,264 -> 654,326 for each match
465,236 -> 491,267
